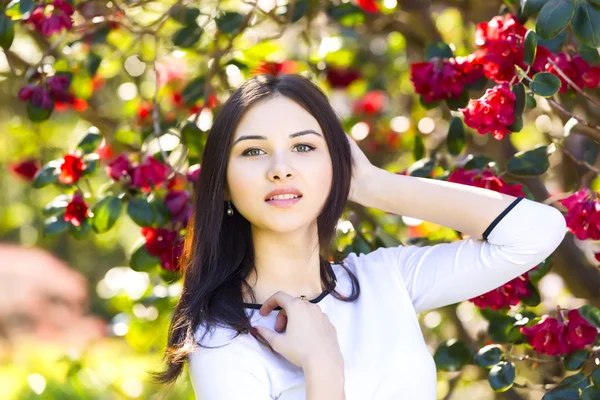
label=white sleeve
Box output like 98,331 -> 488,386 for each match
188,341 -> 272,400
361,196 -> 567,314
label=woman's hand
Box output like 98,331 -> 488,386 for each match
251,291 -> 344,371
346,134 -> 375,204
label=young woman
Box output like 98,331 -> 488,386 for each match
152,73 -> 567,399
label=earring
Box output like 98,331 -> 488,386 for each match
227,200 -> 233,217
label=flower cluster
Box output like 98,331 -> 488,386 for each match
19,74 -> 74,110
410,55 -> 484,103
520,309 -> 598,355
545,53 -> 600,93
106,154 -> 170,193
447,167 -> 525,197
459,83 -> 516,140
23,0 -> 75,37
469,272 -> 530,310
58,154 -> 85,185
352,90 -> 388,115
559,188 -> 600,240
64,192 -> 89,227
141,227 -> 184,271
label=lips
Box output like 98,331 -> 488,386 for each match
264,187 -> 303,201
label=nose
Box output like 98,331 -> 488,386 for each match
267,156 -> 294,181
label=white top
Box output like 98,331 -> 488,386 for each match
187,197 -> 567,399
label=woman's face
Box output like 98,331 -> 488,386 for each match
226,95 -> 333,233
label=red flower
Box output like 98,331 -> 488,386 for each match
141,227 -> 177,256
136,102 -> 153,126
355,0 -> 379,13
410,60 -> 464,103
252,61 -> 298,77
159,238 -> 184,271
64,193 -> 89,227
9,158 -> 41,181
352,90 -> 387,115
565,309 -> 598,352
24,0 -> 74,37
105,153 -> 131,182
546,53 -> 600,92
469,272 -> 530,310
559,188 -> 600,240
448,167 -> 525,197
30,86 -> 54,110
165,190 -> 192,225
520,316 -> 569,356
130,156 -> 170,192
18,85 -> 35,101
454,52 -> 485,86
326,67 -> 362,89
187,164 -> 201,184
460,83 -> 516,140
95,138 -> 113,162
58,154 -> 85,185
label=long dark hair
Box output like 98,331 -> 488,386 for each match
150,73 -> 361,386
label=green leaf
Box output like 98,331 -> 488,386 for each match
445,89 -> 470,111
529,257 -> 553,282
172,25 -> 203,48
474,344 -> 504,369
513,83 -> 527,117
571,0 -> 600,48
488,361 -> 516,392
352,235 -> 371,255
181,76 -> 205,106
327,3 -> 365,26
43,214 -> 68,237
542,387 -> 580,399
488,315 -> 525,343
32,160 -> 61,188
216,12 -> 246,34
538,29 -> 568,52
171,6 -> 201,25
508,116 -> 524,133
86,52 -> 102,76
159,267 -> 181,283
149,198 -> 171,228
525,92 -> 538,109
419,96 -> 441,110
530,72 -> 562,97
425,41 -> 454,60
71,71 -> 93,100
42,194 -> 70,216
130,243 -> 161,272
522,0 -> 549,17
277,0 -> 309,23
434,339 -> 472,372
27,102 -> 53,122
557,371 -> 590,390
464,155 -> 495,170
20,0 -> 35,15
0,12 -> 15,50
91,196 -> 122,233
521,280 -> 541,306
447,117 -> 466,156
507,146 -> 550,176
408,158 -> 435,177
524,30 -> 538,66
536,0 -> 575,40
413,134 -> 425,161
127,197 -> 156,227
581,386 -> 600,400
82,153 -> 100,176
68,219 -> 92,240
580,45 -> 600,63
592,368 -> 600,386
563,349 -> 590,371
578,304 -> 600,328
77,128 -> 102,154
181,121 -> 205,156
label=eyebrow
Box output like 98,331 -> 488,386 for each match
232,129 -> 323,146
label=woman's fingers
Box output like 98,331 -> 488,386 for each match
259,291 -> 294,316
274,309 -> 288,333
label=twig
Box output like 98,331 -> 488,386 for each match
547,98 -> 600,143
25,30 -> 68,80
